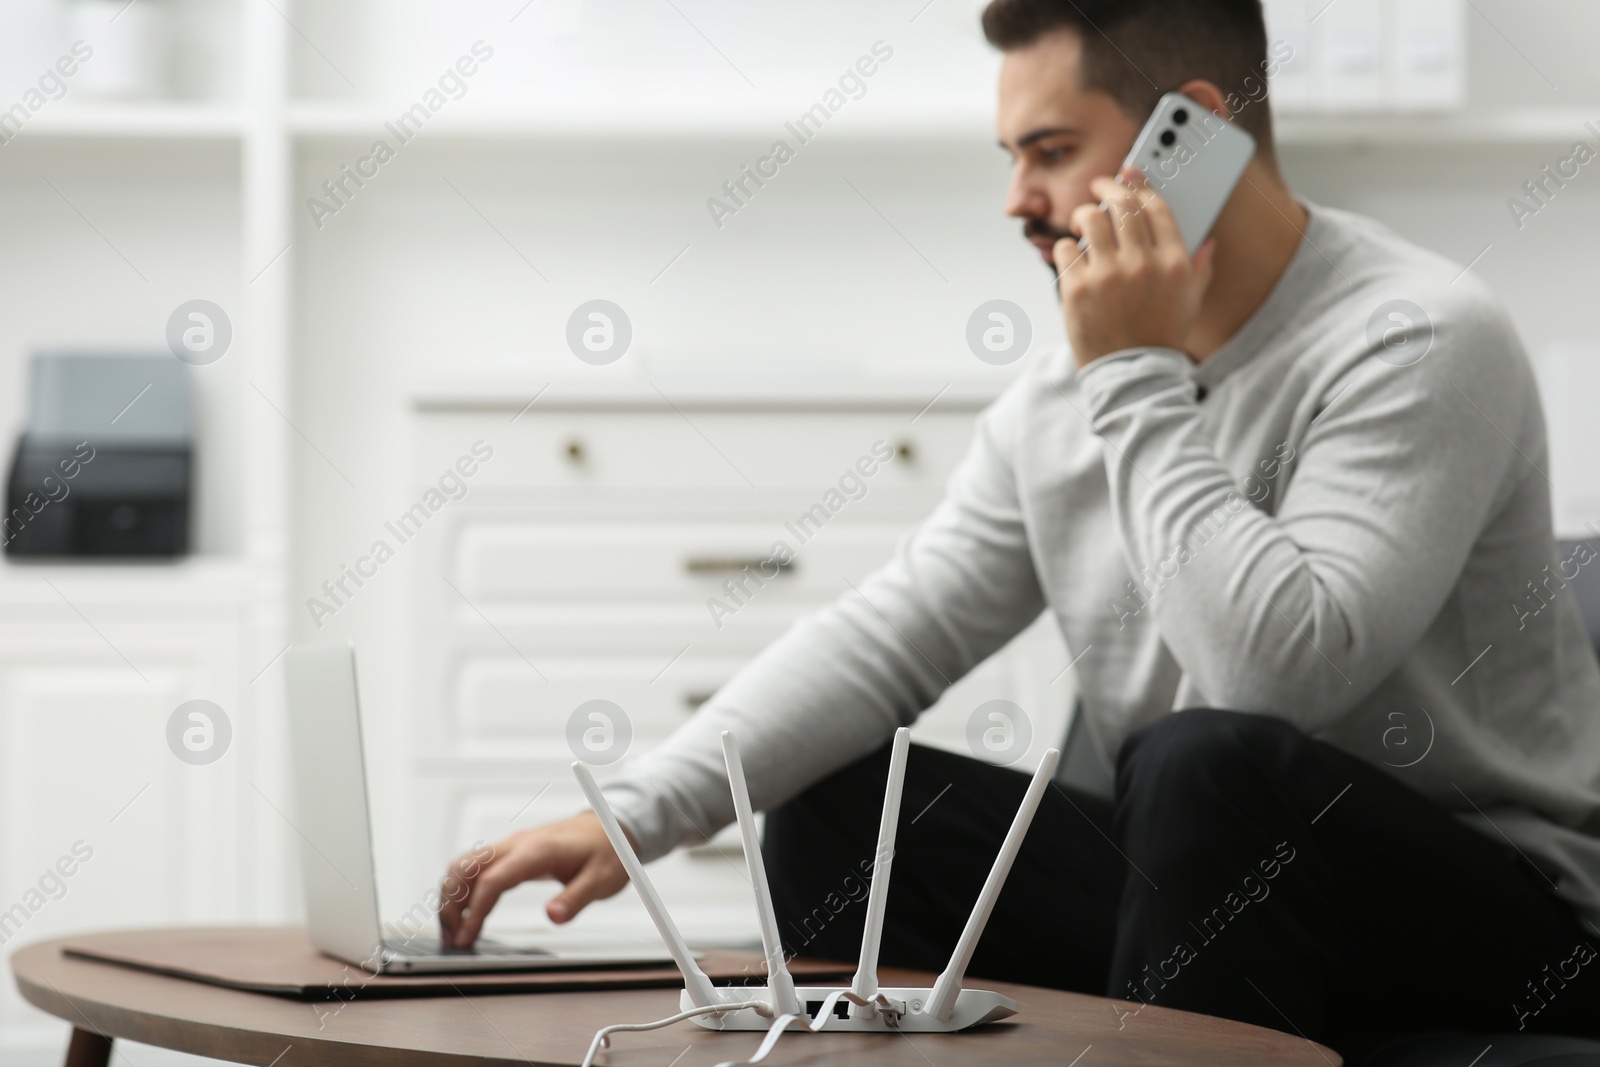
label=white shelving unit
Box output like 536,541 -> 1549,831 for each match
0,3 -> 290,1062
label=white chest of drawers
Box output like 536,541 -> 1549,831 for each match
404,383 -> 1072,944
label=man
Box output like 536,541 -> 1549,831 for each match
441,0 -> 1600,1055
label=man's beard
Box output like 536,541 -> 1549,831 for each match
1025,218 -> 1077,298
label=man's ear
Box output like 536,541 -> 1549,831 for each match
1175,79 -> 1231,120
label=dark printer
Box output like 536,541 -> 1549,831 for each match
5,353 -> 193,557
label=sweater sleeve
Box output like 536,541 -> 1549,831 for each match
600,388 -> 1049,861
1074,292 -> 1535,732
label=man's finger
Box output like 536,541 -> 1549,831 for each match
452,836 -> 554,947
1052,236 -> 1088,278
547,859 -> 622,924
1107,185 -> 1154,250
1072,202 -> 1116,263
1139,189 -> 1186,254
1091,175 -> 1149,243
437,850 -> 489,939
454,864 -> 517,947
1192,237 -> 1218,294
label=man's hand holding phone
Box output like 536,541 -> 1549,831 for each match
1054,167 -> 1216,370
438,811 -> 630,947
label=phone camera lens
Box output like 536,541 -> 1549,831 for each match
1173,108 -> 1189,125
1160,129 -> 1177,147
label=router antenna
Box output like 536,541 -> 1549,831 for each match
923,747 -> 1059,1021
573,761 -> 722,1010
852,726 -> 910,1003
720,732 -> 801,1017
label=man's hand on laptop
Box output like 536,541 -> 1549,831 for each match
1055,168 -> 1215,369
438,811 -> 630,947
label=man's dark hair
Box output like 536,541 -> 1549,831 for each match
982,0 -> 1276,154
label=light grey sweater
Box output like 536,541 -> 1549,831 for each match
604,202 -> 1600,936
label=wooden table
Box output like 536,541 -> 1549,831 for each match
14,934 -> 1342,1066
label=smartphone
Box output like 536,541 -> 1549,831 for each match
1083,92 -> 1257,256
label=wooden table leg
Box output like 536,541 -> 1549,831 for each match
63,1028 -> 112,1067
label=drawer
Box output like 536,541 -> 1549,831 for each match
438,653 -> 744,755
414,410 -> 978,492
453,520 -> 910,604
419,613 -> 802,684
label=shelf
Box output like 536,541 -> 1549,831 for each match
282,101 -> 1600,149
0,556 -> 253,606
16,103 -> 244,140
287,100 -> 997,142
17,100 -> 1592,149
1277,107 -> 1600,146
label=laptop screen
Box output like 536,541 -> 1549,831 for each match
284,642 -> 387,970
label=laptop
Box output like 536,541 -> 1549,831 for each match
283,641 -> 674,974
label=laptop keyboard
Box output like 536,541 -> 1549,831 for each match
386,935 -> 553,958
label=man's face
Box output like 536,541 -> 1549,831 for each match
996,30 -> 1143,272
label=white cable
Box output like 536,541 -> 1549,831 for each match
711,1013 -> 800,1067
579,1000 -> 770,1067
807,989 -> 851,1031
806,989 -> 905,1031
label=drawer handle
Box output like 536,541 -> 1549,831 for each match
562,438 -> 586,464
684,840 -> 744,861
894,438 -> 916,463
683,557 -> 796,577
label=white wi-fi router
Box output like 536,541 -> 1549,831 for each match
572,726 -> 1060,1039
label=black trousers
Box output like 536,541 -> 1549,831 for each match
762,709 -> 1600,1061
